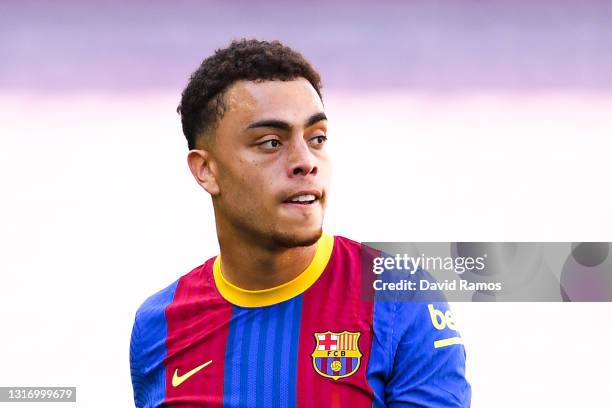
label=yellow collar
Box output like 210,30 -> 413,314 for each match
213,233 -> 334,308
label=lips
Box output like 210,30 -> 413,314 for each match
283,190 -> 321,205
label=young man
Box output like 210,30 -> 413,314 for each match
130,39 -> 471,407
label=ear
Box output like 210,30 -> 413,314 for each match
187,149 -> 220,196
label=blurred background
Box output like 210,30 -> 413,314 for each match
1,1 -> 612,406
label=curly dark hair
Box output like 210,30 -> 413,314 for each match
177,39 -> 323,150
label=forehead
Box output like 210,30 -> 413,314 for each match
222,78 -> 324,124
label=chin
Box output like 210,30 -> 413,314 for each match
271,226 -> 323,248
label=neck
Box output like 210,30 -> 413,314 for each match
216,227 -> 318,291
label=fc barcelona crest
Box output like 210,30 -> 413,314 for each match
312,331 -> 362,380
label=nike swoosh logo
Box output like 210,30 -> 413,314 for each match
172,360 -> 213,388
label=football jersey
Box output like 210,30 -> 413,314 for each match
130,233 -> 471,407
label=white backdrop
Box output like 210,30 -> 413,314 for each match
1,90 -> 611,406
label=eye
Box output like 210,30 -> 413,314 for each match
309,135 -> 327,147
258,139 -> 282,151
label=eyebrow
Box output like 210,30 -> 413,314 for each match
246,112 -> 327,131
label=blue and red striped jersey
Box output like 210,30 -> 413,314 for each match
130,234 -> 471,407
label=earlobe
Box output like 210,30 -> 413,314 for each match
187,150 -> 220,196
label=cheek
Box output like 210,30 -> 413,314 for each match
249,162 -> 279,199
223,159 -> 274,201
317,155 -> 332,179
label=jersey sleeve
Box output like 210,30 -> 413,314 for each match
376,263 -> 471,407
385,300 -> 471,407
129,314 -> 147,407
129,279 -> 180,408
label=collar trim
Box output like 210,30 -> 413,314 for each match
213,233 -> 334,308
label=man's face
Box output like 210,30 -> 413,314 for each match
202,78 -> 330,248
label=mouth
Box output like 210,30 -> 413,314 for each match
283,190 -> 322,206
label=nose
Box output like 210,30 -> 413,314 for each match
287,138 -> 317,177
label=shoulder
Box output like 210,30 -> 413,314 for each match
131,278 -> 182,365
332,234 -> 361,249
134,278 -> 181,327
329,234 -> 380,265
133,258 -> 214,329
372,263 -> 463,346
